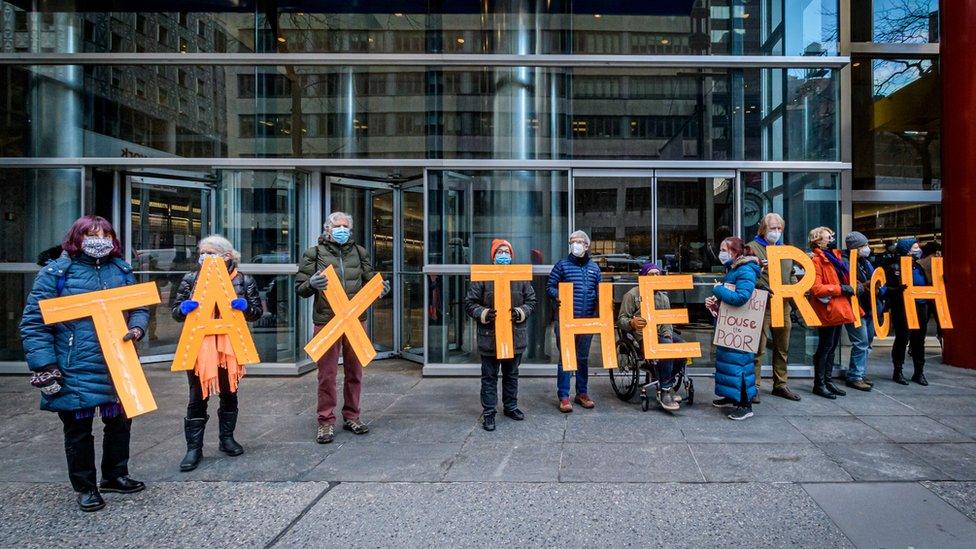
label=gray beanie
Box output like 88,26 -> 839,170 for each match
845,231 -> 869,250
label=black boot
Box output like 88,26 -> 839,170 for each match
812,359 -> 835,399
218,410 -> 244,456
911,366 -> 928,386
825,380 -> 847,396
179,417 -> 207,472
892,366 -> 909,385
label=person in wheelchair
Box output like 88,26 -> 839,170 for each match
617,262 -> 683,412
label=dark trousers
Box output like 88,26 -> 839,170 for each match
892,301 -> 929,371
813,325 -> 843,386
58,411 -> 131,493
481,354 -> 521,414
186,369 -> 238,419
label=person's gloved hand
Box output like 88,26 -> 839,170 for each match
840,284 -> 855,297
122,327 -> 143,342
309,273 -> 328,291
512,307 -> 527,323
30,366 -> 63,395
179,300 -> 199,316
480,308 -> 497,324
380,280 -> 391,298
231,298 -> 248,311
629,316 -> 648,330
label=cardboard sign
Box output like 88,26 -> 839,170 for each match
902,256 -> 953,330
638,275 -> 702,360
713,286 -> 769,353
557,282 -> 616,371
39,282 -> 161,418
470,264 -> 534,359
849,250 -> 862,329
304,265 -> 384,366
171,257 -> 260,372
870,266 -> 891,338
766,245 -> 821,328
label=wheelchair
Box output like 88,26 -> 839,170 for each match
609,328 -> 695,412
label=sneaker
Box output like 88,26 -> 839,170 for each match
558,398 -> 573,413
712,397 -> 736,408
503,408 -> 525,421
728,406 -> 754,421
846,379 -> 872,392
657,389 -> 679,412
574,394 -> 595,409
481,413 -> 496,431
316,424 -> 334,444
343,418 -> 370,435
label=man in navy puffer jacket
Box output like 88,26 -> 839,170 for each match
547,230 -> 602,413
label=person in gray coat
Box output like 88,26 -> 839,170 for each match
464,239 -> 537,431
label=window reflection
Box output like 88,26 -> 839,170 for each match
852,0 -> 939,44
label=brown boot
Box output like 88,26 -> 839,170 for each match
558,398 -> 573,413
574,394 -> 595,409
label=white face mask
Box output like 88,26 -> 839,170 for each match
858,245 -> 871,258
765,230 -> 782,244
570,242 -> 586,257
718,251 -> 733,265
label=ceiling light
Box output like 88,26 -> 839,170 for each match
594,14 -> 602,19
456,37 -> 465,44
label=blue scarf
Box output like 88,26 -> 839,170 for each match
755,234 -> 783,247
822,248 -> 849,283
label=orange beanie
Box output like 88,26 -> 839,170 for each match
490,239 -> 514,260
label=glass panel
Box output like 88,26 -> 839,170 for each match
656,177 -> 735,274
758,67 -> 839,162
573,176 -> 652,273
0,168 -> 82,263
427,275 -> 556,364
853,202 -> 942,251
852,0 -> 939,43
741,171 -> 840,365
427,170 -> 569,266
402,273 -> 425,357
852,58 -> 941,190
249,273 -> 299,363
0,273 -> 33,361
217,170 -> 301,264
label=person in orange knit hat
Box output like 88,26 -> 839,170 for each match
172,235 -> 264,471
464,239 -> 537,431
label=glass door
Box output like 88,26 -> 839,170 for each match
125,176 -> 213,362
399,182 -> 425,362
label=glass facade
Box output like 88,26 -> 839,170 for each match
0,1 -> 940,373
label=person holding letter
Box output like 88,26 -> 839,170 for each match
172,235 -> 264,471
842,231 -> 881,391
296,212 -> 390,444
547,230 -> 601,413
885,238 -> 930,386
806,227 -> 855,399
617,262 -> 683,412
707,237 -> 762,420
464,239 -> 537,431
19,216 -> 149,512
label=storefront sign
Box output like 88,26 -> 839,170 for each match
304,265 -> 384,365
171,257 -> 260,371
638,275 -> 702,360
38,282 -> 161,418
713,287 -> 769,353
470,264 -> 534,359
557,282 -> 617,371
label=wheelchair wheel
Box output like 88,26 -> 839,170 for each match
641,393 -> 651,412
610,342 -> 640,401
686,378 -> 695,406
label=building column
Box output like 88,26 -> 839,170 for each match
941,1 -> 976,369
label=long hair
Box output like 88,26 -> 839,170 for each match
61,215 -> 122,258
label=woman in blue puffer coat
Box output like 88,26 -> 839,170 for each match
707,236 -> 762,421
19,215 -> 149,512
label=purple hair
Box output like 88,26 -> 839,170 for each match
62,215 -> 122,258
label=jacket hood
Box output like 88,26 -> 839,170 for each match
732,255 -> 761,270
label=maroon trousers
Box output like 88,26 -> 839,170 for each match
313,323 -> 364,426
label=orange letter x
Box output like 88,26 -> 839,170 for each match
39,282 -> 161,418
304,265 -> 384,365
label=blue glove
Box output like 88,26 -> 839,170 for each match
231,298 -> 248,311
179,300 -> 199,315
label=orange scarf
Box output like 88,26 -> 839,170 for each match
194,269 -> 246,399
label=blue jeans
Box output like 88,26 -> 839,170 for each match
845,318 -> 875,381
654,334 -> 685,390
554,322 -> 593,399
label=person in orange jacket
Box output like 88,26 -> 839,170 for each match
807,227 -> 857,399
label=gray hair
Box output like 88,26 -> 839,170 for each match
569,230 -> 591,246
324,211 -> 353,231
198,234 -> 241,262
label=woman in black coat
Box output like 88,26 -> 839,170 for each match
172,235 -> 263,471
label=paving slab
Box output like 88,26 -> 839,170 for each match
301,442 -> 463,481
817,443 -> 950,481
803,482 -> 976,549
559,442 -> 703,482
900,443 -> 976,481
0,481 -> 328,548
466,410 -> 567,443
679,416 -> 809,443
363,413 -> 477,443
932,415 -> 976,439
859,415 -> 974,443
785,416 -> 890,443
275,482 -> 854,548
563,412 -> 684,443
443,441 -> 561,482
691,443 -> 853,482
922,481 -> 976,523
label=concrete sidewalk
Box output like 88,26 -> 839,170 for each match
2,350 -> 976,547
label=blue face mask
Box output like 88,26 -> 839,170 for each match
331,227 -> 351,245
495,252 -> 512,265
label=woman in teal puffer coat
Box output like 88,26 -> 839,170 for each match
707,236 -> 762,421
19,215 -> 149,512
